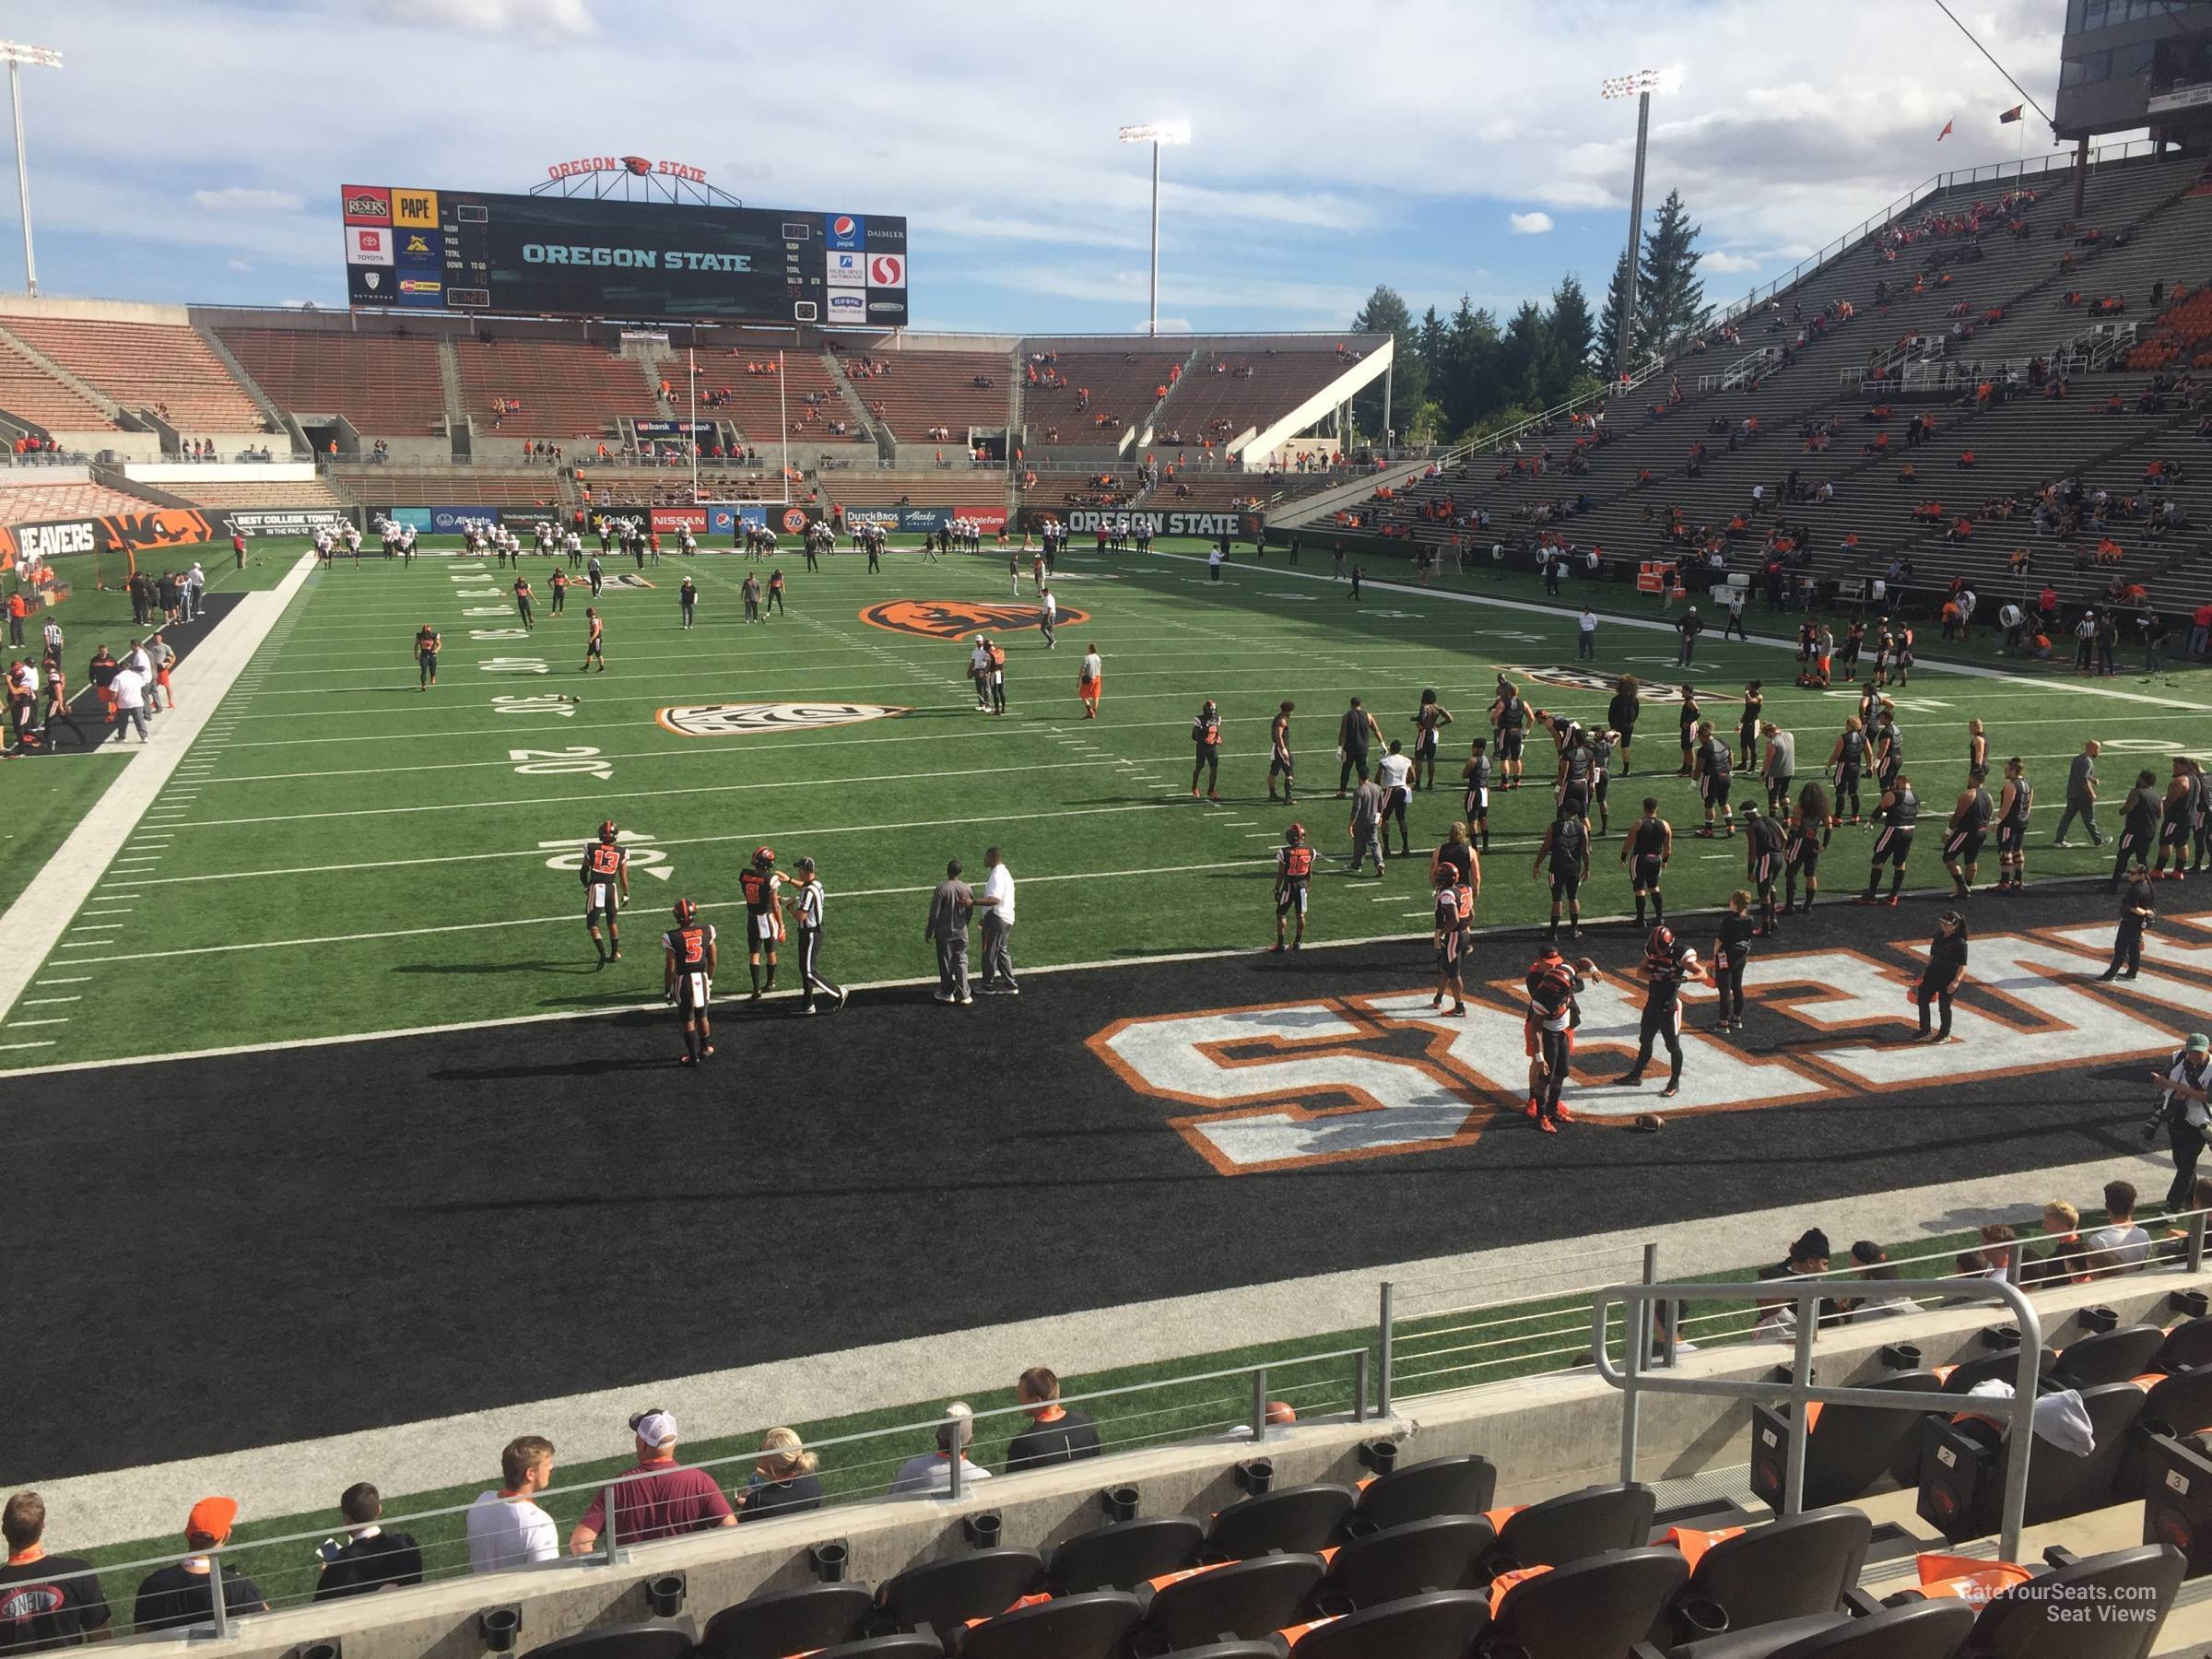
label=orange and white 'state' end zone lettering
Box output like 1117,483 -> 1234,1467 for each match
1087,924 -> 2212,1176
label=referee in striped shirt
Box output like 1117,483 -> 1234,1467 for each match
793,857 -> 849,1015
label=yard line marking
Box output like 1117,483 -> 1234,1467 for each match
0,1041 -> 56,1052
19,996 -> 80,1006
34,978 -> 91,986
7,1018 -> 72,1028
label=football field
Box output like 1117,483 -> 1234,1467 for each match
7,536 -> 2210,1072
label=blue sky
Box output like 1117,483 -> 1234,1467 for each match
6,0 -> 2084,335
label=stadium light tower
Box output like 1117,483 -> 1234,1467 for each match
1117,120 -> 1191,337
0,41 -> 61,297
1601,68 -> 1660,378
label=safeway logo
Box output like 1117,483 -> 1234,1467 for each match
869,253 -> 906,288
1090,924 -> 2212,1175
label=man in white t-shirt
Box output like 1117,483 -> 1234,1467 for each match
968,636 -> 993,712
888,1404 -> 994,1498
1376,740 -> 1416,858
974,846 -> 1018,995
1577,608 -> 1598,659
2082,1179 -> 2151,1275
466,1437 -> 559,1574
108,663 -> 149,743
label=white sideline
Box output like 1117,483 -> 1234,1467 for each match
0,554 -> 317,1023
28,1146 -> 2168,1547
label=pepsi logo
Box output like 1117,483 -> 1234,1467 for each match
832,216 -> 857,237
869,253 -> 906,288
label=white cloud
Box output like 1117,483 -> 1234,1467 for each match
226,257 -> 252,273
1508,211 -> 1555,236
191,188 -> 303,214
1704,251 -> 1762,274
384,0 -> 594,35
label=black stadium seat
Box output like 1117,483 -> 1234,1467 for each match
698,1584 -> 874,1659
2151,1314 -> 2212,1373
1286,1589 -> 1490,1659
1486,1482 -> 1657,1574
875,1549 -> 1042,1633
1961,1544 -> 2184,1658
810,1638 -> 944,1659
2053,1324 -> 2165,1388
1044,1514 -> 1204,1593
1918,1382 -> 2147,1540
1153,1645 -> 1280,1659
1348,1453 -> 1497,1530
1750,1370 -> 1943,1511
1659,1598 -> 1975,1659
953,1590 -> 1141,1659
1314,1513 -> 1492,1610
1486,1545 -> 1689,1658
2141,1363 -> 2212,1433
1142,1553 -> 1325,1650
1937,1348 -> 2053,1395
1202,1484 -> 1356,1560
524,1629 -> 695,1659
1669,1506 -> 1872,1637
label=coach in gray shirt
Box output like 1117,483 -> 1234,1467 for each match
924,860 -> 974,1006
2054,739 -> 2104,848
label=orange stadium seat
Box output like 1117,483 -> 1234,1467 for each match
6,319 -> 265,434
218,329 -> 448,434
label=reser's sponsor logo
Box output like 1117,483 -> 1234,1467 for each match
860,599 -> 1091,640
1091,926 -> 2212,1175
656,702 -> 912,738
343,191 -> 389,221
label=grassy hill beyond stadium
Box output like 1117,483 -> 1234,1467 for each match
7,534 -> 2208,1073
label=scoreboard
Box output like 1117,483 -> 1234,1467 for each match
339,185 -> 909,327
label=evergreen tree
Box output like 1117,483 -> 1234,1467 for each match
1636,188 -> 1708,354
1543,273 -> 1597,399
1347,283 -> 1426,441
1595,249 -> 1636,376
1496,300 -> 1549,412
1436,296 -> 1500,438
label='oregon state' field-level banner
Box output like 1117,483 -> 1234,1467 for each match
861,600 -> 1090,640
656,703 -> 910,737
0,508 -> 218,572
1090,922 -> 2212,1175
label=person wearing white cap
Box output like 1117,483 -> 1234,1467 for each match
888,1403 -> 994,1497
968,635 -> 992,712
2150,1033 -> 2212,1211
566,1409 -> 733,1554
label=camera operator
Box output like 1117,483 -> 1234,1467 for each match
2147,1032 -> 2212,1213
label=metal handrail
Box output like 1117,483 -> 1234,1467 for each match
1591,1276 -> 2042,1562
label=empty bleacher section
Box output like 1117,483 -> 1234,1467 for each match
0,478 -> 154,520
161,476 -> 349,511
1023,347 -> 1187,451
1309,148 -> 2212,611
453,338 -> 658,441
834,345 -> 1011,441
333,466 -> 562,509
218,328 -> 449,435
671,347 -> 871,445
3,317 -> 265,434
1154,342 -> 1380,450
0,335 -> 117,432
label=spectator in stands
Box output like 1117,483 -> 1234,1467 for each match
566,1410 -> 733,1554
889,1404 -> 992,1497
2084,1180 -> 2151,1272
734,1429 -> 823,1523
0,1490 -> 111,1653
1005,1367 -> 1103,1472
312,1483 -> 423,1601
133,1499 -> 267,1635
466,1437 -> 559,1574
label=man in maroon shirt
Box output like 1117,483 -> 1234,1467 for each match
566,1412 -> 734,1554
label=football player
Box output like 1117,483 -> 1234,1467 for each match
1618,924 -> 1709,1100
1272,821 -> 1315,952
738,846 -> 786,997
1621,795 -> 1673,928
1943,767 -> 1996,899
665,898 -> 717,1065
1855,771 -> 1922,906
1430,864 -> 1470,1017
1524,947 -> 1598,1132
582,819 -> 629,964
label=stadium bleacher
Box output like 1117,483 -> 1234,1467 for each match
453,339 -> 660,442
1022,347 -> 1188,451
335,467 -> 561,509
161,477 -> 350,511
1153,345 -> 1377,449
669,347 -> 871,445
0,478 -> 155,519
218,328 -> 449,435
0,335 -> 118,431
838,347 -> 1012,441
3,318 -> 266,435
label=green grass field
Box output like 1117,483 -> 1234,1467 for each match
6,534 -> 2209,1070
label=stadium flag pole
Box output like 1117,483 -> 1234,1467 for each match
1117,122 -> 1191,340
0,42 -> 64,298
778,349 -> 789,507
688,324 -> 699,505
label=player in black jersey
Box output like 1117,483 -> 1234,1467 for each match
1431,865 -> 1470,1017
1941,767 -> 1995,899
1677,687 -> 1701,776
1994,757 -> 2032,893
1743,802 -> 1787,936
1411,689 -> 1453,791
1461,738 -> 1493,851
2190,759 -> 2212,875
414,623 -> 441,691
1490,678 -> 1528,790
1606,676 -> 1641,775
581,819 -> 629,964
1692,721 -> 1735,837
1273,822 -> 1316,952
1840,619 -> 1865,680
1785,781 -> 1830,912
1554,718 -> 1595,822
1621,797 -> 1673,927
738,847 -> 786,996
1827,716 -> 1868,824
2154,757 -> 2195,881
1871,710 -> 1905,793
1855,774 -> 1920,906
2113,769 -> 2161,889
1588,725 -> 1616,835
664,898 -> 717,1065
1736,681 -> 1765,771
512,575 -> 535,631
1533,802 -> 1592,940
1618,924 -> 1708,1099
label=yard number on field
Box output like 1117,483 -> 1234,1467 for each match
489,694 -> 575,718
538,831 -> 671,880
480,657 -> 550,675
512,747 -> 612,780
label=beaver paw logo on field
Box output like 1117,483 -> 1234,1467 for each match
656,702 -> 910,737
862,599 -> 1091,639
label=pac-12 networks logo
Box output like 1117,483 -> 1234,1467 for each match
1089,921 -> 2212,1175
862,600 -> 1090,640
656,703 -> 910,737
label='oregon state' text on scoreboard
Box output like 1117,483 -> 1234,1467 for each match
339,186 -> 909,326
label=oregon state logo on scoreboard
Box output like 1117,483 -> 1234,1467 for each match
1089,924 -> 2212,1175
861,600 -> 1091,640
